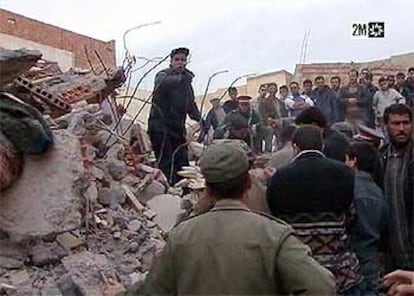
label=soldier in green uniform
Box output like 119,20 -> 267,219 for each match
140,143 -> 336,295
215,95 -> 261,147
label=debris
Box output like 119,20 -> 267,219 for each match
0,256 -> 23,270
126,242 -> 139,253
40,286 -> 63,296
98,184 -> 126,208
113,232 -> 122,240
0,283 -> 17,294
143,210 -> 157,220
127,220 -> 143,233
0,47 -> 42,86
0,47 -> 176,294
30,242 -> 68,267
8,269 -> 31,288
61,251 -> 113,295
56,232 -> 86,251
106,160 -> 128,181
0,130 -> 83,242
122,184 -> 145,212
125,272 -> 147,289
147,194 -> 183,232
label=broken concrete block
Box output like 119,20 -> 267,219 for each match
56,232 -> 86,251
57,274 -> 81,296
113,231 -> 121,240
106,160 -> 128,181
0,256 -> 23,269
125,272 -> 147,289
91,166 -> 106,180
138,180 -> 166,204
127,220 -> 142,233
41,286 -> 62,296
0,283 -> 17,294
97,184 -> 126,208
143,210 -> 157,220
61,251 -> 113,296
8,269 -> 31,288
30,242 -> 68,267
147,194 -> 183,232
122,185 -> 145,212
0,47 -> 42,86
0,130 -> 83,242
126,242 -> 139,253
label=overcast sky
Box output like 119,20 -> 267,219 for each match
1,0 -> 413,94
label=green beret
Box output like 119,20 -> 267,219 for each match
200,142 -> 249,183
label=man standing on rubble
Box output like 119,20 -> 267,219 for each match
141,143 -> 335,295
148,47 -> 202,185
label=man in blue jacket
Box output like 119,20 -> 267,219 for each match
148,47 -> 202,185
346,141 -> 387,295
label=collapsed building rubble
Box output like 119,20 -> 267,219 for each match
0,47 -> 180,295
0,47 -> 275,295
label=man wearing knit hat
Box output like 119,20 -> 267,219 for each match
141,143 -> 335,295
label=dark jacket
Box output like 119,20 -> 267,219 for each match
148,68 -> 201,139
312,86 -> 338,124
380,141 -> 414,270
403,80 -> 414,107
267,151 -> 361,293
360,83 -> 378,127
267,151 -> 354,215
223,100 -> 239,114
338,84 -> 364,121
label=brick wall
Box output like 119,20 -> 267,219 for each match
0,8 -> 116,70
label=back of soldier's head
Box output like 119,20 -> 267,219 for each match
200,142 -> 251,200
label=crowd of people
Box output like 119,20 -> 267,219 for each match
144,47 -> 413,295
204,67 -> 413,155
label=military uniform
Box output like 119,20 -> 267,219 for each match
141,199 -> 335,295
140,143 -> 336,295
219,108 -> 261,147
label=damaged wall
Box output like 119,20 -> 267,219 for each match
0,8 -> 116,70
0,32 -> 74,71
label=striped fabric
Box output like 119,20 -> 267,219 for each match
279,212 -> 362,294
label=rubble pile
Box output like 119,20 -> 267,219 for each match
0,110 -> 177,295
0,48 -> 185,295
0,47 -> 275,295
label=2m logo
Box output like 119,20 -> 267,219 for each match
352,22 -> 385,38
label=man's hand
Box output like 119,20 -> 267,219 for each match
383,270 -> 414,296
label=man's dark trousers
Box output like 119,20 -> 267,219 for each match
149,131 -> 189,185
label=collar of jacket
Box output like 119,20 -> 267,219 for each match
211,199 -> 251,212
292,150 -> 326,162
